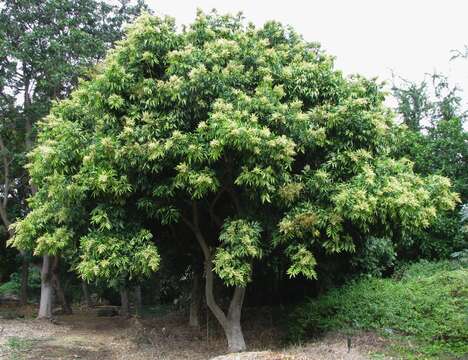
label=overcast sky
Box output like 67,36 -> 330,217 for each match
145,0 -> 468,106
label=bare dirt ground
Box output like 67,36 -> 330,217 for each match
0,305 -> 391,360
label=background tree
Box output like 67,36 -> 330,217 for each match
392,73 -> 467,259
11,11 -> 458,352
0,0 -> 149,313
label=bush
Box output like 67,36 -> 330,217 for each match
0,266 -> 41,298
351,236 -> 396,277
399,210 -> 467,260
289,260 -> 468,358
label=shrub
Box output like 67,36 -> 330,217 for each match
0,266 -> 41,297
351,236 -> 396,277
289,260 -> 468,358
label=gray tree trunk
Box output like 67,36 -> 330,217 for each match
134,285 -> 142,317
19,253 -> 29,305
38,255 -> 53,319
225,286 -> 246,352
185,202 -> 247,352
189,270 -> 202,327
225,317 -> 246,353
51,256 -> 72,314
81,281 -> 92,307
203,257 -> 247,352
120,288 -> 130,317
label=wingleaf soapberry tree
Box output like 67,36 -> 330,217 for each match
10,12 -> 459,352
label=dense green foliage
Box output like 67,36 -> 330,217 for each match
0,6 -> 463,351
392,74 -> 466,201
0,266 -> 41,297
350,236 -> 396,277
289,260 -> 468,358
0,0 -> 149,290
6,13 -> 461,348
391,74 -> 467,260
9,12 -> 458,288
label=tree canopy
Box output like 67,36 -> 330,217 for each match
10,11 -> 459,351
0,0 -> 149,305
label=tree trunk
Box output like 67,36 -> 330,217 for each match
22,76 -> 34,309
154,276 -> 161,304
226,316 -> 246,353
81,281 -> 92,307
189,270 -> 202,327
38,255 -> 53,319
225,286 -> 246,352
203,257 -> 247,352
19,253 -> 29,306
184,202 -> 247,352
0,173 -> 29,305
120,287 -> 130,317
53,275 -> 72,314
51,256 -> 72,314
134,285 -> 142,317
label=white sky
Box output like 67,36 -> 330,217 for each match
146,0 -> 468,106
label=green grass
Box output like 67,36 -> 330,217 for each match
288,260 -> 468,359
5,337 -> 36,360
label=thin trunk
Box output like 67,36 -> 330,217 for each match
120,287 -> 130,317
19,256 -> 29,306
189,270 -> 202,327
0,136 -> 29,305
183,201 -> 247,352
38,255 -> 53,319
81,281 -> 92,307
134,285 -> 142,317
153,275 -> 161,304
23,70 -> 34,310
52,275 -> 71,314
200,243 -> 228,328
51,256 -> 72,314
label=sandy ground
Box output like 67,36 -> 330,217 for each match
0,306 -> 391,360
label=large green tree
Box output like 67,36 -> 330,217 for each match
0,0 -> 148,310
11,12 -> 458,351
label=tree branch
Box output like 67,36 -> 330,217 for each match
226,186 -> 241,214
228,286 -> 246,321
181,201 -> 229,328
208,189 -> 224,228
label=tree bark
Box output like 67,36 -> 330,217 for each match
51,256 -> 72,314
0,135 -> 30,305
19,255 -> 29,306
22,71 -> 34,312
225,286 -> 246,352
81,281 -> 92,308
134,285 -> 142,317
203,259 -> 247,352
38,255 -> 53,319
189,269 -> 202,327
120,287 -> 130,317
183,201 -> 247,352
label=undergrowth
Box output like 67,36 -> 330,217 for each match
4,336 -> 36,360
288,260 -> 468,359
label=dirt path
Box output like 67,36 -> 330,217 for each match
0,315 -> 121,359
0,308 -> 390,360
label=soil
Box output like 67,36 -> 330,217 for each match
0,305 -> 391,360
